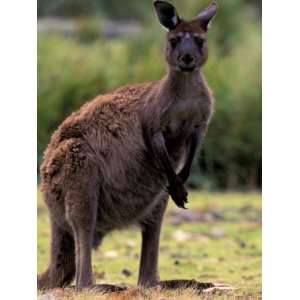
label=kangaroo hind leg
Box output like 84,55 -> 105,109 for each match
38,220 -> 75,290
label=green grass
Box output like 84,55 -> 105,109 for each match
38,191 -> 261,299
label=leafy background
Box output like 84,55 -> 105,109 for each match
37,0 -> 261,191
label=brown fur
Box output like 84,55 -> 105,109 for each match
38,0 -> 216,293
172,20 -> 207,35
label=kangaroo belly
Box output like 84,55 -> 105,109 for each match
96,166 -> 166,231
89,134 -> 164,230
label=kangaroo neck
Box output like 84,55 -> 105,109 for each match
161,68 -> 204,98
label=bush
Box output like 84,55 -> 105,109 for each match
38,2 -> 261,190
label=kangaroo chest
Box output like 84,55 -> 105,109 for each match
162,97 -> 206,142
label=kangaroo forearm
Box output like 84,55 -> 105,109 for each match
151,131 -> 178,186
179,128 -> 203,182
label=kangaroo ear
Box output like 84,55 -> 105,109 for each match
196,1 -> 217,31
154,1 -> 181,30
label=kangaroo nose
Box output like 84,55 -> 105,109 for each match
181,54 -> 194,65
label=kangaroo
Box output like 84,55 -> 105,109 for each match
38,0 -> 217,293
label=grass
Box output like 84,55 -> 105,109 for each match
38,191 -> 261,299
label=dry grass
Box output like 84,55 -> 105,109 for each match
38,286 -> 240,300
38,191 -> 262,300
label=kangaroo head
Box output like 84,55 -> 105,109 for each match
154,0 -> 217,73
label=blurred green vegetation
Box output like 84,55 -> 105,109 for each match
37,0 -> 261,190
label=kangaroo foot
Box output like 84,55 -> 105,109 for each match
158,279 -> 214,294
70,284 -> 127,293
90,284 -> 128,293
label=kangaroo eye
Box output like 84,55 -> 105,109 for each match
169,37 -> 180,48
194,37 -> 204,48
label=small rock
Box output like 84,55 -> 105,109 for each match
210,229 -> 225,239
104,250 -> 119,258
126,240 -> 136,248
122,268 -> 132,277
173,230 -> 191,241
